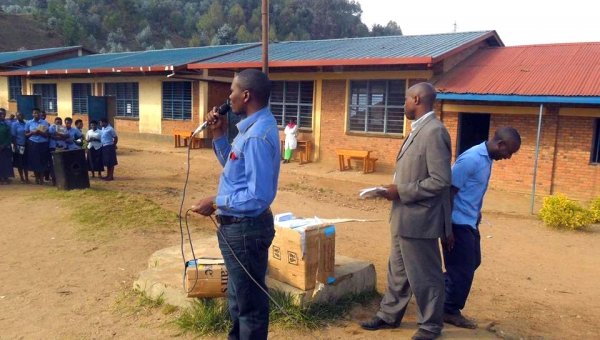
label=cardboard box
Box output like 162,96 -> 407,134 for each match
185,258 -> 228,298
268,219 -> 336,290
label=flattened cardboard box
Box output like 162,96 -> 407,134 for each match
185,258 -> 228,298
268,223 -> 335,290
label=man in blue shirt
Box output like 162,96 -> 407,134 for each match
192,69 -> 280,340
443,127 -> 521,329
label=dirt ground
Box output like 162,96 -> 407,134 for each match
1,135 -> 599,340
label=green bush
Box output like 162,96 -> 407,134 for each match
539,194 -> 594,230
589,197 -> 600,223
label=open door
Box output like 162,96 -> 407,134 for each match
87,96 -> 115,125
458,113 -> 490,155
16,95 -> 41,120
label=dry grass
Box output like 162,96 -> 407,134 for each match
31,187 -> 178,239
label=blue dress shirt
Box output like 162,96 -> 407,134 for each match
101,125 -> 117,146
11,120 -> 27,146
25,119 -> 50,143
451,142 -> 493,229
213,107 -> 281,217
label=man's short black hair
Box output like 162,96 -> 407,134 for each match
64,117 -> 73,123
90,120 -> 98,125
100,118 -> 108,124
74,119 -> 83,125
32,108 -> 40,112
236,69 -> 271,106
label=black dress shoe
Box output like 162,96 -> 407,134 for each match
360,316 -> 398,331
411,328 -> 440,340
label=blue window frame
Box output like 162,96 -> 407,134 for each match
162,81 -> 192,120
348,80 -> 406,135
104,82 -> 139,118
8,76 -> 22,101
72,83 -> 92,114
270,81 -> 314,129
32,83 -> 58,113
592,119 -> 600,164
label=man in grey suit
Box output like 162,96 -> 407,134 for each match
361,83 -> 452,340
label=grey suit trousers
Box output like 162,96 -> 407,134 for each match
377,234 -> 444,334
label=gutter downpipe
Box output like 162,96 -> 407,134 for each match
530,103 -> 544,214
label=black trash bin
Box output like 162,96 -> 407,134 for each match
52,149 -> 90,190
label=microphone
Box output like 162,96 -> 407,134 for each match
192,100 -> 231,137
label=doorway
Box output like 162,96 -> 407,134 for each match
458,113 -> 490,155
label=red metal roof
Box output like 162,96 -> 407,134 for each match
435,42 -> 600,97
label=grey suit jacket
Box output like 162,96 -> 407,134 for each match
390,114 -> 452,239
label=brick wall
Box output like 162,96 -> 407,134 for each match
318,80 -> 403,169
114,118 -> 139,133
487,111 -> 559,195
439,109 -> 459,162
552,116 -> 600,200
440,106 -> 600,200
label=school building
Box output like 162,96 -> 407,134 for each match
1,32 -> 599,200
435,43 -> 600,200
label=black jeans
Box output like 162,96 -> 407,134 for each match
443,224 -> 481,315
217,210 -> 275,340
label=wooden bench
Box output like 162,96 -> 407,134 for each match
280,140 -> 313,164
174,130 -> 210,149
174,129 -> 192,148
335,149 -> 378,174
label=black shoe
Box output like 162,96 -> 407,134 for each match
360,316 -> 398,331
411,328 -> 440,340
443,312 -> 477,329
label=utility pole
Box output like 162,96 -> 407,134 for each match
262,0 -> 269,75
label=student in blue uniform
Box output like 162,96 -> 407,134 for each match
11,112 -> 29,183
100,118 -> 118,181
24,108 -> 50,185
85,120 -> 104,178
48,117 -> 67,151
74,119 -> 85,147
0,108 -> 14,184
64,117 -> 83,150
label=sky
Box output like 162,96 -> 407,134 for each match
357,0 -> 600,46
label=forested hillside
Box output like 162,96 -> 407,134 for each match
0,0 -> 402,52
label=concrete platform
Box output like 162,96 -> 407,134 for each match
134,237 -> 376,309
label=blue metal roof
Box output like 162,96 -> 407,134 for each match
437,93 -> 600,105
0,46 -> 82,66
5,43 -> 258,75
189,31 -> 502,68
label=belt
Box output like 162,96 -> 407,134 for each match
216,208 -> 272,226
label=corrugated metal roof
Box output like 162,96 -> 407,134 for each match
0,46 -> 82,66
189,31 -> 501,69
2,43 -> 258,75
435,42 -> 600,97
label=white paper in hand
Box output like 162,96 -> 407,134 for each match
359,186 -> 387,199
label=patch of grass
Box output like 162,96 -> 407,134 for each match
31,187 -> 177,239
270,290 -> 379,329
175,298 -> 231,335
174,290 -> 379,336
114,288 -> 166,316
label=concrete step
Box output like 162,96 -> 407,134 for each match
133,237 -> 376,309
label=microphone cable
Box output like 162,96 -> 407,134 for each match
177,115 -> 322,340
